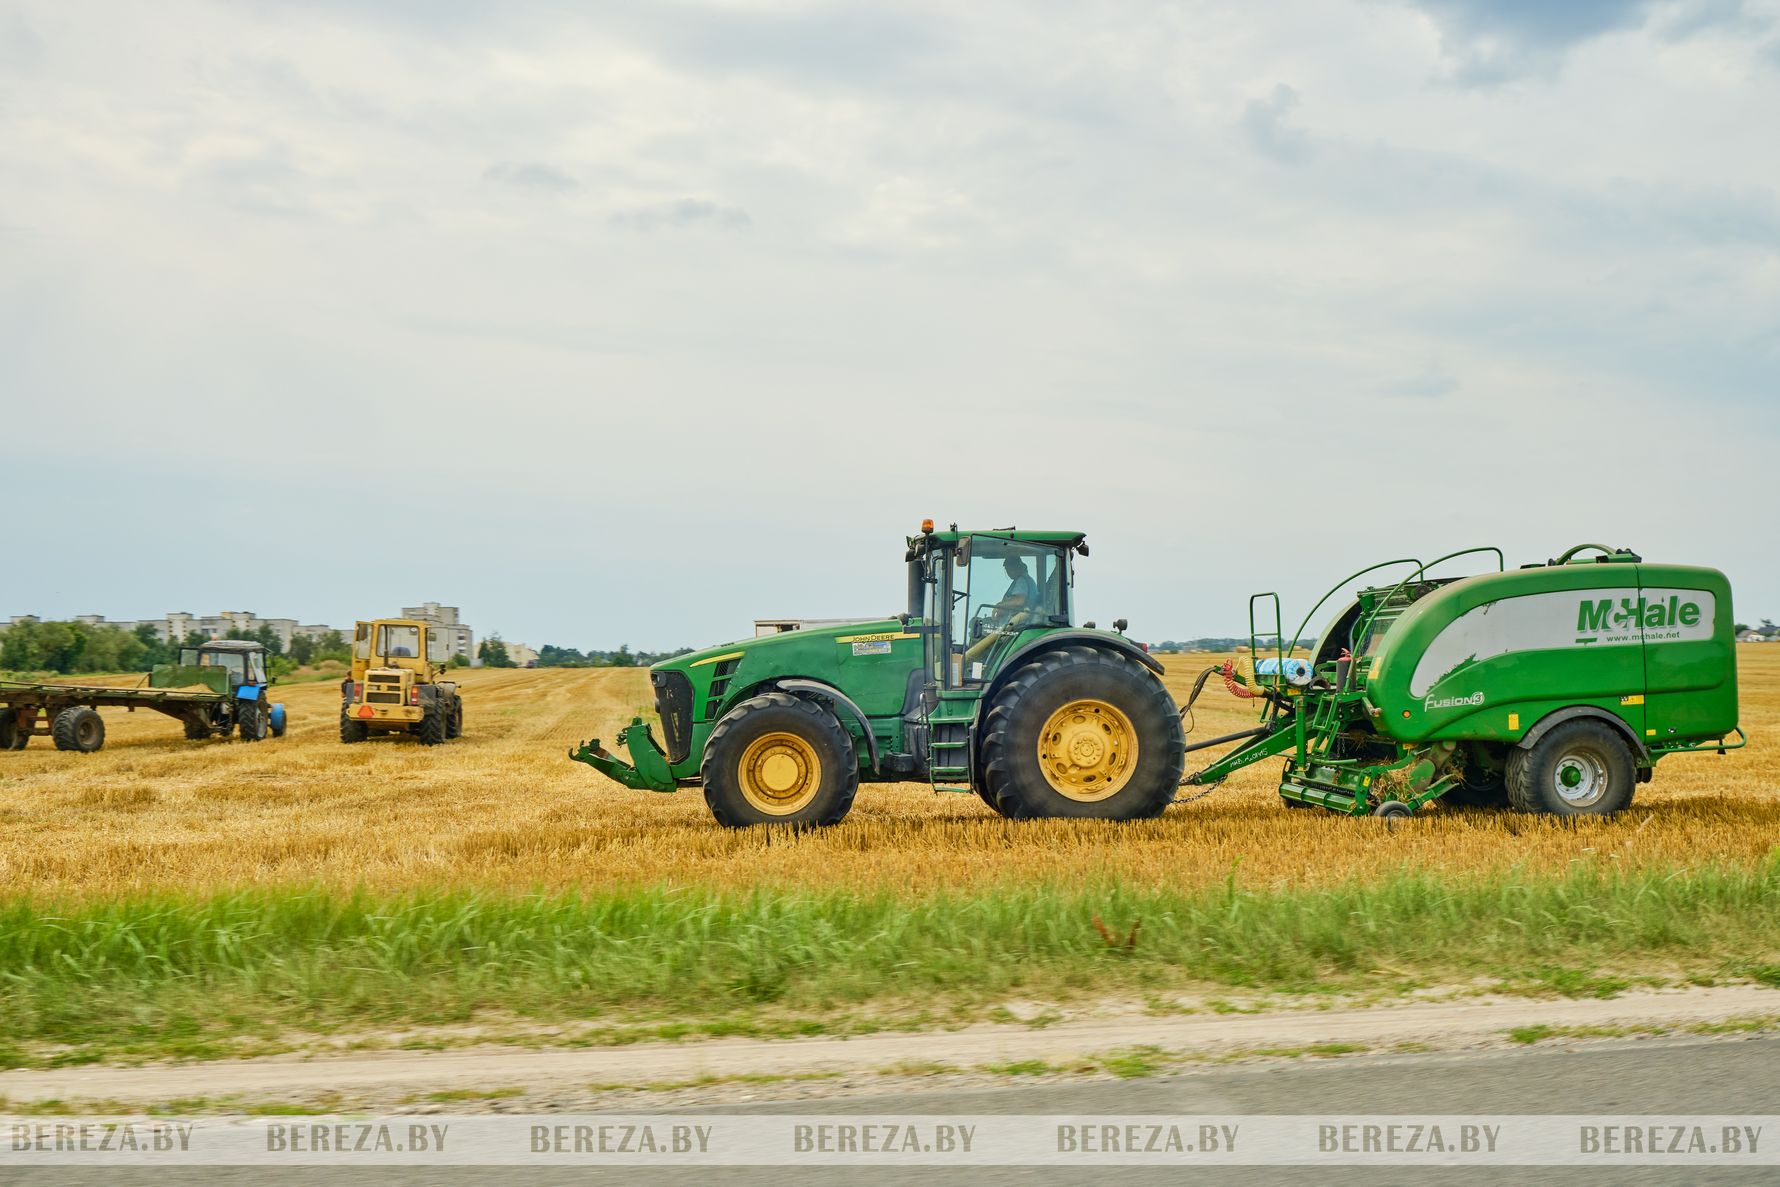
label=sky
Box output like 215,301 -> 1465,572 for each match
2,0 -> 1777,650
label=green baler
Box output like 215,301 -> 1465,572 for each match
1187,544 -> 1745,817
571,523 -> 1185,827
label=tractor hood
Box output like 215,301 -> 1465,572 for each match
653,617 -> 908,677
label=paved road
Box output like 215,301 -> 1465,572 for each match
9,1034 -> 1777,1186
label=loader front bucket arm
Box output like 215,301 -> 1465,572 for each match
569,717 -> 678,792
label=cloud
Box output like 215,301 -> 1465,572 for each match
1403,0 -> 1770,83
482,162 -> 579,193
1384,369 -> 1460,399
1240,84 -> 1310,163
0,13 -> 45,70
608,198 -> 751,233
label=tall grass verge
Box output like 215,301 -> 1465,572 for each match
1,858 -> 1775,1065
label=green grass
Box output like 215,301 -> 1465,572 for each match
0,858 -> 1776,1068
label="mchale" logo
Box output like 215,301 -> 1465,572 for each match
1577,596 -> 1701,634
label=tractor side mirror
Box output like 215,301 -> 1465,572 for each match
954,539 -> 971,567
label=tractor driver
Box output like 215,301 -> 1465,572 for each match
990,555 -> 1039,628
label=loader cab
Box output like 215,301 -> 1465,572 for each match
351,619 -> 451,681
907,528 -> 1082,689
177,641 -> 270,689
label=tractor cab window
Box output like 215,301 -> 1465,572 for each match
178,648 -> 201,666
947,537 -> 1069,682
202,651 -> 247,684
246,650 -> 267,684
426,629 -> 450,664
379,624 -> 421,659
353,625 -> 372,662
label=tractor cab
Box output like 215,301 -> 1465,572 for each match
905,526 -> 1084,688
152,639 -> 272,696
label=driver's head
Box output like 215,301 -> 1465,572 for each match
1003,556 -> 1027,578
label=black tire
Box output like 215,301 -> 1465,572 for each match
702,691 -> 859,828
183,714 -> 212,740
340,705 -> 370,744
417,700 -> 447,745
446,696 -> 463,739
1373,800 -> 1413,819
0,712 -> 18,750
52,707 -> 105,753
1445,743 -> 1510,807
979,646 -> 1184,820
237,699 -> 268,742
1505,719 -> 1636,817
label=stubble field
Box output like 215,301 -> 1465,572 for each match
1,650 -> 1776,895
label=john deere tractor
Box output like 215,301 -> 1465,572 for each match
339,619 -> 463,745
571,523 -> 1185,827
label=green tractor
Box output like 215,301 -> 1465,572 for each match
571,522 -> 1185,827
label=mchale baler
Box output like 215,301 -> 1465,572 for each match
1181,544 -> 1745,818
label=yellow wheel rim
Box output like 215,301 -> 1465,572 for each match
1036,699 -> 1139,802
737,731 -> 823,816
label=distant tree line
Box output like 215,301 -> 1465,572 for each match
536,643 -> 695,668
1152,636 -> 1317,652
0,619 -> 352,676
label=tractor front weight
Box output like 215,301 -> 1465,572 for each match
569,718 -> 677,792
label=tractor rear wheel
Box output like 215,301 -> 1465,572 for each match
339,705 -> 369,744
237,699 -> 268,742
417,700 -> 448,745
446,696 -> 463,739
702,692 -> 858,828
52,707 -> 105,753
1506,719 -> 1636,816
979,647 -> 1184,820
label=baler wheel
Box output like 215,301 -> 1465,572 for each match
1505,720 -> 1635,816
183,714 -> 212,740
0,713 -> 19,750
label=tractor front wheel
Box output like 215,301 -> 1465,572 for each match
1506,720 -> 1636,816
339,705 -> 370,744
417,700 -> 448,745
237,699 -> 268,742
702,692 -> 858,828
52,707 -> 105,753
979,647 -> 1184,820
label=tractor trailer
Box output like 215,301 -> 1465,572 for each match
0,639 -> 287,753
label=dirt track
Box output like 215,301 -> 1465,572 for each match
2,985 -> 1774,1110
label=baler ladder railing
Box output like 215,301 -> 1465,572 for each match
1341,546 -> 1504,696
1285,557 -> 1423,674
1249,592 -> 1283,697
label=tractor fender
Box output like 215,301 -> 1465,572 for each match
234,684 -> 265,702
991,631 -> 1164,683
1517,706 -> 1651,765
773,678 -> 882,774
